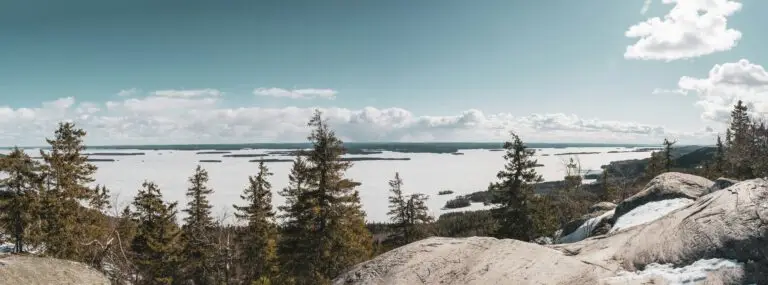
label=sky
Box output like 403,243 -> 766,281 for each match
1,0 -> 767,146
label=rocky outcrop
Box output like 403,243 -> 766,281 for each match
706,177 -> 739,194
0,255 -> 110,285
613,172 -> 713,220
588,202 -> 616,213
335,176 -> 768,285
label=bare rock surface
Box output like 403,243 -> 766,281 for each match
589,202 -> 617,213
0,255 -> 110,285
613,172 -> 713,219
335,175 -> 768,285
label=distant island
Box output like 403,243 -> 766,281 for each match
250,157 -> 412,163
3,142 -> 662,155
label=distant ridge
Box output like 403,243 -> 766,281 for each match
2,142 -> 660,154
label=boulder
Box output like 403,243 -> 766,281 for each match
589,202 -> 617,213
332,237 -> 613,285
561,210 -> 608,237
705,177 -> 739,194
0,255 -> 110,285
613,172 -> 713,220
336,177 -> 768,285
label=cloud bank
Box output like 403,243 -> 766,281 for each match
671,59 -> 768,123
625,0 -> 742,61
0,91 -> 712,147
253,88 -> 337,99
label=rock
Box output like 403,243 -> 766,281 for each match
533,236 -> 553,245
337,177 -> 768,285
613,172 -> 713,220
705,177 -> 739,194
562,210 -> 608,237
332,237 -> 612,285
589,202 -> 617,213
0,255 -> 110,285
557,210 -> 614,244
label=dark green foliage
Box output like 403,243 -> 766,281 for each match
180,165 -> 216,284
131,181 -> 182,285
278,110 -> 373,284
437,190 -> 454,195
233,161 -> 279,283
0,147 -> 42,253
488,131 -> 543,241
38,122 -> 102,261
386,173 -> 433,246
435,210 -> 497,237
443,196 -> 471,209
662,138 -> 676,172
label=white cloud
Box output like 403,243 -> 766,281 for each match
151,89 -> 223,98
670,59 -> 768,123
652,88 -> 688,95
0,94 -> 713,146
254,88 -> 337,99
641,0 -> 653,14
625,0 -> 742,61
117,88 -> 139,97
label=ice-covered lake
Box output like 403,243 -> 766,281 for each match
1,146 -> 653,223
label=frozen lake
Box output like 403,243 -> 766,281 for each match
1,146 -> 653,223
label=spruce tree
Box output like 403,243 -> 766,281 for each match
38,122 -> 101,261
277,154 -> 313,284
644,151 -> 664,180
712,135 -> 726,178
233,161 -> 279,283
403,193 -> 433,242
600,170 -> 617,202
662,138 -> 676,172
131,181 -> 182,285
0,147 -> 42,253
387,173 -> 432,246
726,100 -> 755,179
488,131 -> 543,241
279,110 -> 373,284
180,165 -> 216,285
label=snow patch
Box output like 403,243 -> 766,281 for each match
611,198 -> 693,233
556,209 -> 614,244
603,258 -> 743,284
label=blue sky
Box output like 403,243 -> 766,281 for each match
1,0 -> 767,145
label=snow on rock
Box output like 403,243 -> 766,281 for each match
610,198 -> 693,233
557,209 -> 614,244
602,258 -> 744,285
613,172 -> 712,220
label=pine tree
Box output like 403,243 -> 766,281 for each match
386,172 -> 408,246
180,165 -> 216,285
279,110 -> 373,284
488,131 -> 543,241
712,135 -> 726,178
403,193 -> 433,242
662,138 -> 676,172
278,155 -> 313,284
726,100 -> 755,179
38,122 -> 101,261
131,181 -> 182,285
644,151 -> 664,180
233,161 -> 279,283
387,173 -> 432,246
0,147 -> 42,253
600,170 -> 617,202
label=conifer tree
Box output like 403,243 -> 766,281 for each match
279,110 -> 373,284
726,100 -> 755,179
131,181 -> 182,285
644,151 -> 665,180
403,193 -> 433,242
387,173 -> 432,246
600,170 -> 617,202
0,147 -> 42,253
38,122 -> 101,261
233,161 -> 279,283
712,135 -> 726,177
180,165 -> 216,285
488,131 -> 543,241
662,138 -> 676,172
278,154 -> 313,284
